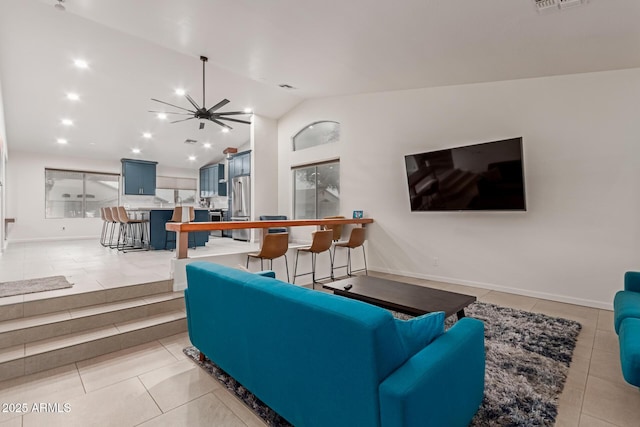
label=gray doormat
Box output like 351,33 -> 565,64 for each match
0,276 -> 73,298
184,301 -> 582,426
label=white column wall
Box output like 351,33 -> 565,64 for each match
251,114 -> 279,241
0,76 -> 7,250
277,68 -> 640,309
6,150 -> 197,242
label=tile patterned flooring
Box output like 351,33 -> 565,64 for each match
0,239 -> 639,426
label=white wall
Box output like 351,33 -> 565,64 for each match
6,150 -> 197,241
277,68 -> 640,309
251,114 -> 279,241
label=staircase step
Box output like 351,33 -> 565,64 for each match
0,292 -> 184,350
0,311 -> 186,382
1,279 -> 173,323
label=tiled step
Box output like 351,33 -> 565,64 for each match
0,291 -> 184,349
0,282 -> 187,382
0,311 -> 186,382
0,279 -> 173,322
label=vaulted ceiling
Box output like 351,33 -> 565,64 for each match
1,0 -> 639,169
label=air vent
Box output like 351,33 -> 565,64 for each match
184,139 -> 197,145
533,0 -> 587,12
278,84 -> 296,89
558,0 -> 585,8
534,0 -> 558,12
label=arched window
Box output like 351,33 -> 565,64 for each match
292,121 -> 340,151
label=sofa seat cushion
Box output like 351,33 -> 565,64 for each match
613,290 -> 640,334
618,317 -> 640,387
394,311 -> 445,357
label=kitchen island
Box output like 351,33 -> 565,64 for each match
128,208 -> 210,250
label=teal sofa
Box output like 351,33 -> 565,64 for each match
185,262 -> 485,427
614,271 -> 640,386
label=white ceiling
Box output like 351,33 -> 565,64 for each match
1,0 -> 639,169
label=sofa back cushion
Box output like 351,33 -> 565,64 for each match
185,262 -> 408,427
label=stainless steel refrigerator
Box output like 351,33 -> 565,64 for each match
230,175 -> 251,241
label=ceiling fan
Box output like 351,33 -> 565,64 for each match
149,56 -> 251,131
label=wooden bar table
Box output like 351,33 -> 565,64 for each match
165,218 -> 374,259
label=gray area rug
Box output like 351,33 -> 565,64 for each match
184,301 -> 582,426
0,276 -> 73,298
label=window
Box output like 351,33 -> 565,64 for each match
292,121 -> 340,151
45,169 -> 119,218
293,161 -> 340,219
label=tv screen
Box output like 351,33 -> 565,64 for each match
404,137 -> 526,211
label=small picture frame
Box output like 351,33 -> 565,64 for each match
352,210 -> 363,219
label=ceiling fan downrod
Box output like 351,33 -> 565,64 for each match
200,56 -> 208,109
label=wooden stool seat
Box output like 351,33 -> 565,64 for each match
246,232 -> 290,281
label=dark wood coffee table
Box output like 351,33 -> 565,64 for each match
323,276 -> 476,319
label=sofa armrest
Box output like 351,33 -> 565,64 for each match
625,272 -> 640,293
379,317 -> 485,427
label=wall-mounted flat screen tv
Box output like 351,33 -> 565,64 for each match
404,137 -> 526,211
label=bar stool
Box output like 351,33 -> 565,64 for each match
322,215 -> 345,242
332,227 -> 368,278
116,206 -> 149,252
246,232 -> 290,282
293,229 -> 334,288
165,207 -> 196,250
110,207 -> 124,249
99,208 -> 108,246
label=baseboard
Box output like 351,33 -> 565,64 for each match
373,267 -> 613,311
7,235 -> 98,243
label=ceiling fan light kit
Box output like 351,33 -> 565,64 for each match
150,56 -> 252,130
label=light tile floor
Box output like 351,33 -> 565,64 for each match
0,240 -> 638,426
0,238 -> 259,307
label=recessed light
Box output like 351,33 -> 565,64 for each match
61,119 -> 73,126
203,142 -> 212,148
222,128 -> 230,133
142,132 -> 152,139
73,59 -> 88,69
132,148 -> 141,154
157,113 -> 167,120
56,138 -> 68,144
188,155 -> 196,161
243,108 -> 253,114
66,92 -> 80,101
175,88 -> 186,96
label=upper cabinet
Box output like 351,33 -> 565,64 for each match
199,163 -> 226,197
121,159 -> 157,195
229,151 -> 251,179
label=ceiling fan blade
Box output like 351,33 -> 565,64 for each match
148,110 -> 193,115
209,118 -> 233,130
184,94 -> 201,110
170,117 -> 196,124
216,111 -> 250,116
206,99 -> 230,114
151,98 -> 195,113
216,117 -> 252,125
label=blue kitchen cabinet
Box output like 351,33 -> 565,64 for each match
122,159 -> 157,195
199,163 -> 226,197
148,209 -> 210,250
